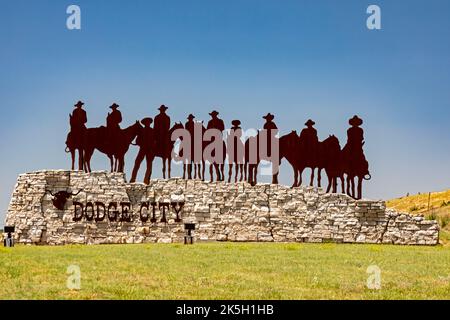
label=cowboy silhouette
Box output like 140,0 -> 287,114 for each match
342,115 -> 370,199
130,117 -> 156,184
154,104 -> 171,146
106,103 -> 122,147
207,110 -> 225,132
263,113 -> 278,158
228,119 -> 245,182
300,119 -> 319,152
71,100 -> 87,129
263,113 -> 277,130
185,114 -> 196,137
346,115 -> 364,151
66,100 -> 88,170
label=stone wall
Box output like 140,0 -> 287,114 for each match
5,170 -> 439,245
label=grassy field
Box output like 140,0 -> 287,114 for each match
1,242 -> 449,300
387,189 -> 450,244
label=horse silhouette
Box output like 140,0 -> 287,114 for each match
155,122 -> 184,179
317,135 -> 345,194
342,142 -> 371,199
66,114 -> 88,171
181,120 -> 206,180
83,121 -> 141,173
244,130 -> 279,186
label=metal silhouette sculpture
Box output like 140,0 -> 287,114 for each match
83,120 -> 141,173
66,101 -> 87,170
45,189 -> 82,210
297,119 -> 320,187
153,105 -> 173,178
64,100 -> 371,198
206,110 -> 226,181
130,117 -> 156,184
227,120 -> 245,183
244,114 -> 280,186
341,115 -> 371,199
182,115 -> 205,180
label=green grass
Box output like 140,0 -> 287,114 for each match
1,243 -> 450,300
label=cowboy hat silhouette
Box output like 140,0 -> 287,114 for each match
187,114 -> 195,120
349,115 -> 363,126
305,119 -> 315,126
231,120 -> 241,128
209,110 -> 219,117
141,117 -> 153,126
263,113 -> 274,121
109,103 -> 119,109
158,105 -> 168,111
74,101 -> 84,108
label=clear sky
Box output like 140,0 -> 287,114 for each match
1,0 -> 450,225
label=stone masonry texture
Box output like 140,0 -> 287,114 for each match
4,170 -> 439,245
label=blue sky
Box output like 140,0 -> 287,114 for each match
1,0 -> 450,225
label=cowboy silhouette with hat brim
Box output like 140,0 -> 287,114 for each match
130,117 -> 156,184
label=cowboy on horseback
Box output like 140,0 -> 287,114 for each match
345,115 -> 364,153
299,119 -> 319,161
106,103 -> 122,148
130,117 -> 156,184
207,110 -> 225,132
71,100 -> 87,130
342,115 -> 370,199
66,100 -> 88,170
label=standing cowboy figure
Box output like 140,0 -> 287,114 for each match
185,114 -> 196,139
106,103 -> 122,149
130,117 -> 156,184
227,119 -> 245,182
263,113 -> 278,158
154,105 -> 171,149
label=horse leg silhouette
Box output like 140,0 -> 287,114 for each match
340,175 -> 345,194
70,149 -> 75,170
215,164 -> 221,181
228,164 -> 233,183
130,149 -> 145,183
162,158 -> 166,179
188,163 -> 192,179
168,156 -> 172,179
202,160 -> 206,181
209,164 -> 214,182
309,168 -> 315,187
239,164 -> 243,182
77,148 -> 83,171
357,175 -> 363,200
272,171 -> 279,184
143,154 -> 153,185
83,147 -> 94,173
292,169 -> 298,188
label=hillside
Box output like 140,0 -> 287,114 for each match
387,189 -> 450,243
387,189 -> 450,214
